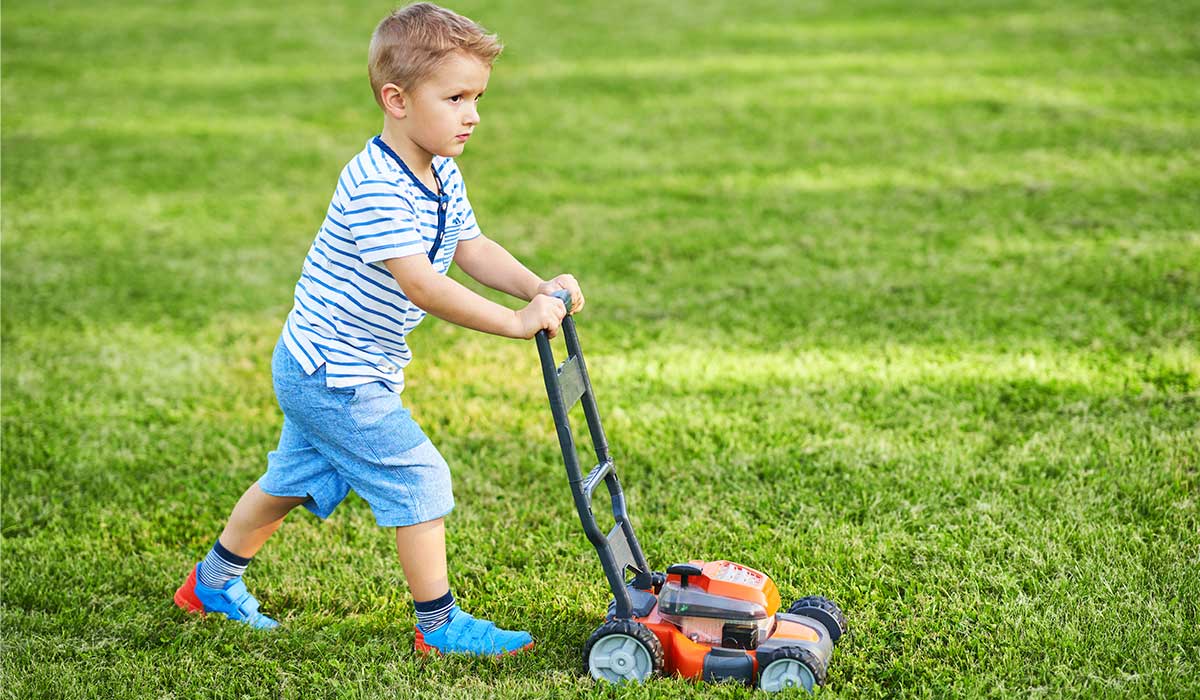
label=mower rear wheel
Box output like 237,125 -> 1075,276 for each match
757,646 -> 827,693
583,619 -> 663,685
788,595 -> 848,644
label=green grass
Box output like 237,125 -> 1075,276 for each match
3,0 -> 1198,697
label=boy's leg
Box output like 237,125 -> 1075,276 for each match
176,340 -> 354,629
291,378 -> 533,655
396,515 -> 533,656
396,519 -> 455,634
219,483 -> 308,558
174,484 -> 306,630
394,517 -> 450,601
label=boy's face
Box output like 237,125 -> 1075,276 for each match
402,52 -> 491,160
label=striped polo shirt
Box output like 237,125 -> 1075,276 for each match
281,136 -> 481,393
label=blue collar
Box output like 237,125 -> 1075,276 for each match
372,136 -> 448,205
371,135 -> 450,265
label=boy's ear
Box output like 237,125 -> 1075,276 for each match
380,83 -> 407,119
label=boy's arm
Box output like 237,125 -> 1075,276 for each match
454,234 -> 585,312
453,234 -> 540,300
384,255 -> 566,339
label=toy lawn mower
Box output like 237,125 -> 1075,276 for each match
535,292 -> 847,692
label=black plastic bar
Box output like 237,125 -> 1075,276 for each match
536,326 -> 634,618
561,316 -> 653,589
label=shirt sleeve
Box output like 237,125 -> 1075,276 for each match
343,178 -> 426,264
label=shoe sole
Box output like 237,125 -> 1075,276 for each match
414,627 -> 535,657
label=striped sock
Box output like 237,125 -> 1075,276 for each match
414,590 -> 456,633
197,539 -> 252,590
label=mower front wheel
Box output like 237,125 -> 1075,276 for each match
583,619 -> 663,685
757,646 -> 827,693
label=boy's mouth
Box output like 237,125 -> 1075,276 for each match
455,133 -> 471,142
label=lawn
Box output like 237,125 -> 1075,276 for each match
2,1 -> 1198,698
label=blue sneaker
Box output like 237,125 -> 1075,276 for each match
174,564 -> 279,630
414,606 -> 533,656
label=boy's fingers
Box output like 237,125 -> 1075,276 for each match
543,294 -> 566,317
542,300 -> 564,328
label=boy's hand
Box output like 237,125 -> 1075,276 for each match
535,274 -> 585,314
516,294 -> 569,339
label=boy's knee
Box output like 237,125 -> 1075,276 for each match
232,483 -> 307,524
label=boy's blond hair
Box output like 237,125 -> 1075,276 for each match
369,3 -> 502,108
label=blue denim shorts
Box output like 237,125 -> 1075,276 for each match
257,338 -> 455,527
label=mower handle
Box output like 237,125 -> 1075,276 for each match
534,294 -> 655,616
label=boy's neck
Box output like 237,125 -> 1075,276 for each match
380,123 -> 436,188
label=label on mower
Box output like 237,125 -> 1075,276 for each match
712,562 -> 765,587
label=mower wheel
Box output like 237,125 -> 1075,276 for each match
788,595 -> 848,644
757,646 -> 826,693
583,619 -> 663,685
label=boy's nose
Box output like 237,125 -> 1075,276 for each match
463,105 -> 480,126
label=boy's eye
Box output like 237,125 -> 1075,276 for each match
448,95 -> 462,103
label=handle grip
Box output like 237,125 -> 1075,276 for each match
548,289 -> 573,314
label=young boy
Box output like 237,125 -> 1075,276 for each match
173,3 -> 583,656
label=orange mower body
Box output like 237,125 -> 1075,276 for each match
583,559 -> 844,691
